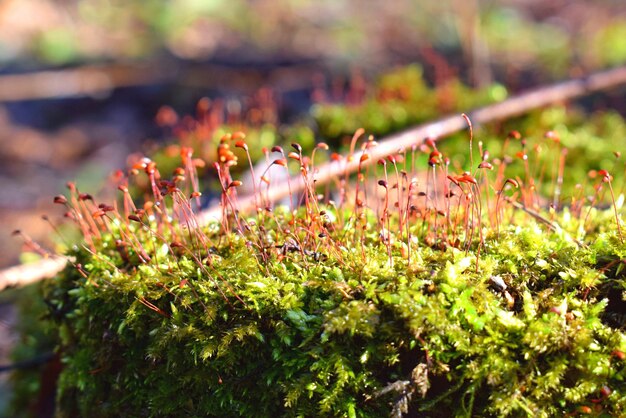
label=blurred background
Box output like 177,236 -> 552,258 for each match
1,0 -> 626,412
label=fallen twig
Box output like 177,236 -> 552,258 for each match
2,65 -> 626,289
0,256 -> 66,291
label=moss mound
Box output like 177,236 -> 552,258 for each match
42,209 -> 626,417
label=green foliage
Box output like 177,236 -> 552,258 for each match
40,208 -> 626,417
312,65 -> 505,140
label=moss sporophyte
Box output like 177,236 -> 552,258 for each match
28,116 -> 626,417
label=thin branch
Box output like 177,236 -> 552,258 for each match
0,256 -> 67,291
3,65 -> 626,289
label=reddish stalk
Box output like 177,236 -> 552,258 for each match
292,142 -> 320,224
553,147 -> 568,211
462,114 -> 474,172
583,180 -> 603,231
354,153 -> 370,257
181,146 -> 202,208
406,178 -> 418,265
520,141 -> 537,209
377,158 -> 389,229
310,142 -> 330,206
234,135 -> 260,212
389,155 -> 404,238
428,151 -> 441,242
341,129 -> 366,207
362,138 -> 378,217
477,158 -> 494,228
54,192 -> 95,252
271,146 -> 295,215
446,176 -> 462,244
599,170 -> 623,243
77,193 -> 102,241
378,179 -> 393,267
495,179 -> 519,238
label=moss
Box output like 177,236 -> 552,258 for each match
37,199 -> 625,417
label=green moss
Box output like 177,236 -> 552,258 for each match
38,203 -> 626,417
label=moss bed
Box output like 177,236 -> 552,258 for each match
44,212 -> 626,417
38,143 -> 626,417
